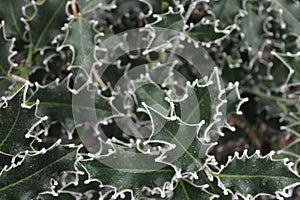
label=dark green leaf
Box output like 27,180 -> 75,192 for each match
61,17 -> 97,72
0,145 -> 78,200
278,138 -> 300,165
0,22 -> 15,96
148,10 -> 184,47
215,151 -> 300,199
0,85 -> 46,157
208,0 -> 243,26
192,169 -> 233,200
0,21 -> 16,77
144,105 -> 208,174
27,0 -> 68,51
76,0 -> 114,15
269,0 -> 300,35
226,82 -> 248,115
134,82 -> 170,114
151,9 -> 184,30
0,0 -> 27,39
25,76 -> 113,134
80,144 -> 175,198
172,178 -> 215,200
187,22 -> 227,43
238,2 -> 266,58
172,68 -> 227,138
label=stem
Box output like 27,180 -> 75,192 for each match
243,86 -> 297,104
9,73 -> 33,87
92,68 -> 107,89
71,0 -> 78,17
18,43 -> 34,77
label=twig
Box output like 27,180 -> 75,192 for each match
92,68 -> 107,89
71,0 -> 78,17
9,73 -> 34,87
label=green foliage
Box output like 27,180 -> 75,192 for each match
215,151 -> 300,199
0,143 -> 78,199
0,0 -> 299,199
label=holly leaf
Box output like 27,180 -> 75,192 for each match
143,104 -> 209,175
208,0 -> 243,27
80,143 -> 175,199
25,76 -> 114,135
109,72 -> 173,140
173,80 -> 213,125
0,21 -> 16,96
39,168 -> 113,199
147,9 -> 185,48
133,81 -> 170,114
238,2 -> 266,58
60,176 -> 111,199
271,52 -> 300,86
160,137 -> 211,176
278,138 -> 300,168
191,169 -> 233,200
76,0 -> 115,15
150,9 -> 184,30
0,144 -> 79,200
61,17 -> 98,72
0,0 -> 27,39
0,21 -> 16,77
26,0 -> 68,51
187,21 -> 229,43
214,150 -> 300,199
225,81 -> 248,115
172,68 -> 227,139
0,84 -> 46,158
172,178 -> 216,200
269,0 -> 300,35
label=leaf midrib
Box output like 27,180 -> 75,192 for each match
217,173 -> 299,179
88,167 -> 174,173
8,0 -> 22,37
26,101 -> 110,112
185,89 -> 208,122
79,17 -> 85,59
0,150 -> 73,191
137,84 -> 168,110
0,64 -> 7,76
165,127 -> 200,164
166,18 -> 183,30
33,1 -> 65,51
218,0 -> 230,18
179,179 -> 191,200
82,0 -> 98,13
